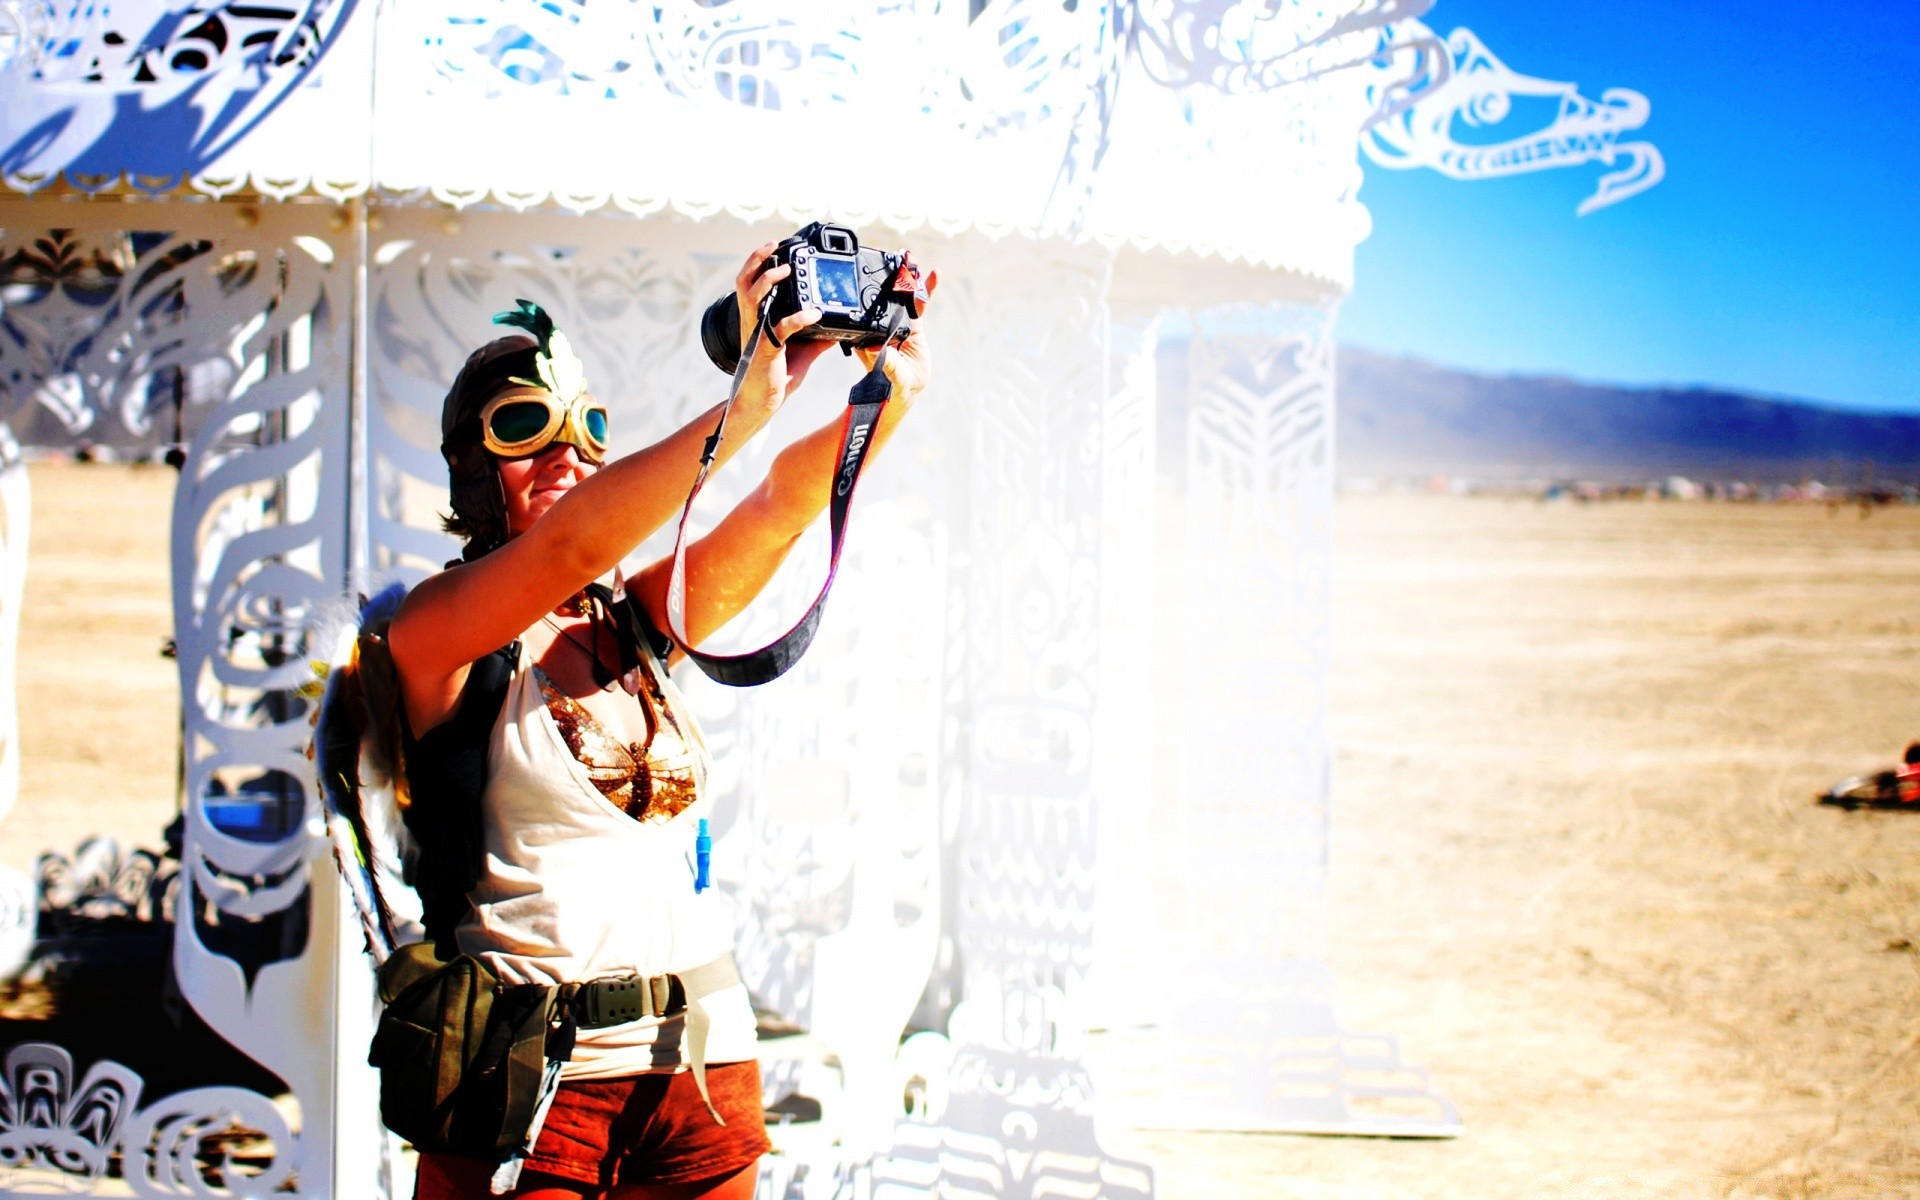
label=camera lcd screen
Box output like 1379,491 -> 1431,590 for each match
813,258 -> 862,309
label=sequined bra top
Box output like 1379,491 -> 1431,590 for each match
531,662 -> 701,823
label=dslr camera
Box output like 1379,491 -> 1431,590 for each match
700,222 -> 926,374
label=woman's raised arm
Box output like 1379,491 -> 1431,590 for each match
389,245 -> 829,732
629,311 -> 934,657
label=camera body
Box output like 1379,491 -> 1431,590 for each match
700,222 -> 924,374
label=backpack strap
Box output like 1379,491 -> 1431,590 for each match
587,580 -> 673,672
401,641 -> 519,958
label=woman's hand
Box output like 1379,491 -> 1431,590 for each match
734,242 -> 832,418
855,268 -> 937,400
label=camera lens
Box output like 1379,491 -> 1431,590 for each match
699,294 -> 743,374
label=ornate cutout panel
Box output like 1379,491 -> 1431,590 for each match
373,1 -> 1130,236
1178,303 -> 1338,971
362,209 -> 755,581
0,198 -> 367,1196
1134,0 -> 1435,93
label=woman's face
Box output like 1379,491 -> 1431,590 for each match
498,441 -> 596,537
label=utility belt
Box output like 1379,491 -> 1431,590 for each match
369,943 -> 740,1195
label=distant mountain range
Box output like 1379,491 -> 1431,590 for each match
1337,348 -> 1920,483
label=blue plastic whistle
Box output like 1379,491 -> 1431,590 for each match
694,818 -> 711,893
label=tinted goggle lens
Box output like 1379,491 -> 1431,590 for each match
489,400 -> 555,445
584,407 -> 608,445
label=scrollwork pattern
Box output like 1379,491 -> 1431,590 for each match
0,1042 -> 143,1186
36,836 -> 179,932
1362,24 -> 1665,215
0,1043 -> 294,1198
119,1085 -> 296,1199
1,228 -> 207,440
363,211 -> 742,582
160,224 -> 354,1198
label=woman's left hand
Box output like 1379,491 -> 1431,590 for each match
734,242 -> 835,418
855,268 -> 937,400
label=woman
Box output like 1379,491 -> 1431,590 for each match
386,241 -> 933,1199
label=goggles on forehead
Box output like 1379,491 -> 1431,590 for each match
479,388 -> 610,464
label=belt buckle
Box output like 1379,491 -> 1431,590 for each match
587,974 -> 648,1026
578,972 -> 686,1027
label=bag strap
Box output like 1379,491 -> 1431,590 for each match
401,640 -> 519,958
491,984 -> 558,1154
664,306 -> 901,688
677,953 -> 742,1124
588,580 -> 672,674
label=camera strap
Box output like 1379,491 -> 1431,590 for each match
663,306 -> 901,687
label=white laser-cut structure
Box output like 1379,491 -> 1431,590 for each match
0,2 -> 1659,1195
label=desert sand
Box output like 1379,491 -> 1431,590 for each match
5,468 -> 1919,1198
1134,494 -> 1920,1199
1,459 -> 180,868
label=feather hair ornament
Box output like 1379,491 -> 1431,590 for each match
493,298 -> 589,404
311,582 -> 421,962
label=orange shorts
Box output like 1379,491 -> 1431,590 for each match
414,1061 -> 771,1197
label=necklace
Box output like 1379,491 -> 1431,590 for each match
542,600 -> 614,689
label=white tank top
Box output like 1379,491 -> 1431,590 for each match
455,641 -> 759,1079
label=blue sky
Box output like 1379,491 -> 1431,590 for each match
1339,2 -> 1920,414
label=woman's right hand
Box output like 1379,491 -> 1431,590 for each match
734,242 -> 831,419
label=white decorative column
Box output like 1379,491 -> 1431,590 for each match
1102,300 -> 1458,1135
872,239 -> 1153,1199
160,202 -> 374,1197
1180,301 -> 1341,969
